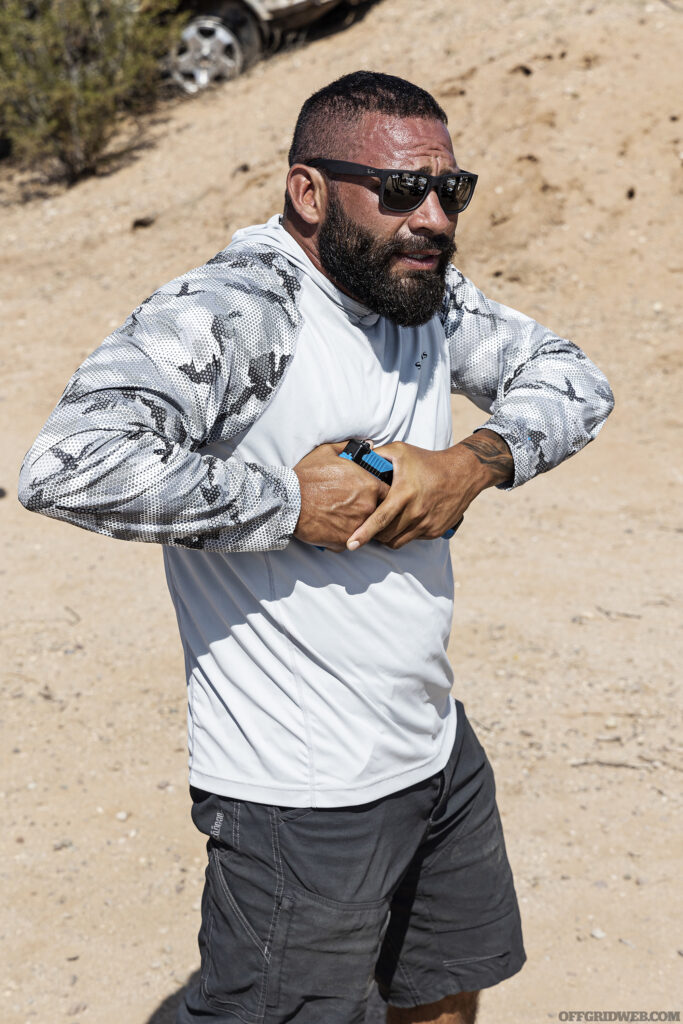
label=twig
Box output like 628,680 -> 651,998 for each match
569,759 -> 651,771
639,754 -> 683,773
658,0 -> 683,12
595,605 -> 642,620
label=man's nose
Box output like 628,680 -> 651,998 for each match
407,187 -> 456,235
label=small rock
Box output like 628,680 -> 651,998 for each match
590,927 -> 606,940
605,716 -> 618,729
131,215 -> 156,230
115,810 -> 129,822
53,838 -> 73,851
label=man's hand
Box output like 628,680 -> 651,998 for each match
346,429 -> 514,551
293,442 -> 389,551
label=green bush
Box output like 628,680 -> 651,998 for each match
0,0 -> 183,183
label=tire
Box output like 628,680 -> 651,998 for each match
169,2 -> 261,95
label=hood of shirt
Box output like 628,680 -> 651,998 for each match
230,214 -> 380,327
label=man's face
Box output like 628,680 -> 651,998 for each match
316,115 -> 460,327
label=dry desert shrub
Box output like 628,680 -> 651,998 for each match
0,0 -> 183,183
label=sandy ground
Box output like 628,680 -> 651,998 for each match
1,0 -> 682,1021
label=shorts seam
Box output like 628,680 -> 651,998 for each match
388,948 -> 527,1006
200,907 -> 214,992
381,936 -> 421,1005
443,951 -> 509,966
209,848 -> 266,957
199,911 -> 264,1023
233,799 -> 240,851
284,879 -> 387,912
261,808 -> 285,1014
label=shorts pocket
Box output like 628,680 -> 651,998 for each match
266,884 -> 390,1012
199,845 -> 269,1021
274,806 -> 314,823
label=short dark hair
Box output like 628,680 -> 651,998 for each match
287,70 -> 448,167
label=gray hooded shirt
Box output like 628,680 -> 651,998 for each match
19,216 -> 614,806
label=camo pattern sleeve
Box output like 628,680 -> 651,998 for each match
440,265 -> 614,488
18,246 -> 304,551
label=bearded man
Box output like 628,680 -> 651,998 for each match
19,72 -> 613,1024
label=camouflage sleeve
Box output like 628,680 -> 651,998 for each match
18,248 -> 304,551
440,265 -> 614,488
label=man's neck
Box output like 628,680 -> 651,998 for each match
282,214 -> 361,302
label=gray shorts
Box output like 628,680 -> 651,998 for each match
177,702 -> 525,1024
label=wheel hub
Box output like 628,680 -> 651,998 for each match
170,16 -> 244,94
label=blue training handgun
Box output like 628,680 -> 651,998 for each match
339,440 -> 463,540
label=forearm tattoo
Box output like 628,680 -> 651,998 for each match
459,431 -> 514,486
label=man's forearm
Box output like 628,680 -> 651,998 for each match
346,433 -> 513,551
443,268 -> 614,489
456,428 -> 514,489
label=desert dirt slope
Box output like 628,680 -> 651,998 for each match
1,1 -> 681,1022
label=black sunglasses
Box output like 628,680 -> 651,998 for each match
305,158 -> 478,215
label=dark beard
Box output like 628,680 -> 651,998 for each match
317,190 -> 456,327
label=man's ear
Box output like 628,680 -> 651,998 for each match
286,164 -> 327,226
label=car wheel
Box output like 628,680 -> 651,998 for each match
169,2 -> 261,95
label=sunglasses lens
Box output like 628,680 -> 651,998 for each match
382,171 -> 477,213
383,171 -> 430,211
440,174 -> 475,212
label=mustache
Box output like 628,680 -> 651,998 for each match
393,235 -> 456,255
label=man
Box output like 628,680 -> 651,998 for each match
19,72 -> 613,1024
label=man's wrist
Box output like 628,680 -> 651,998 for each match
455,429 -> 514,490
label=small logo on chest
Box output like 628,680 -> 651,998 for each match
415,351 -> 429,369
